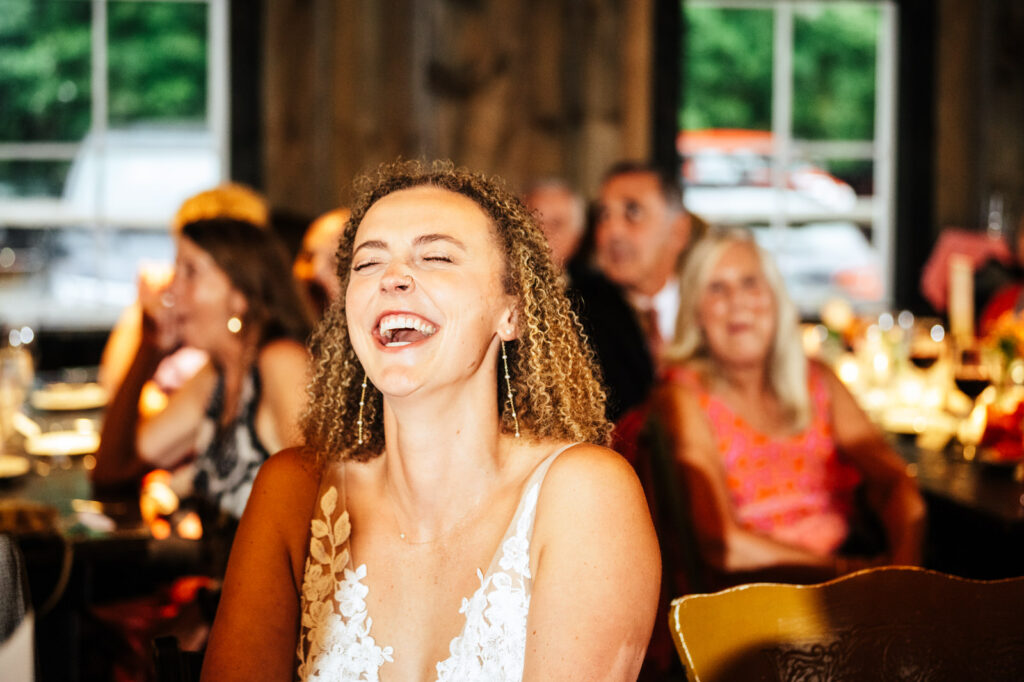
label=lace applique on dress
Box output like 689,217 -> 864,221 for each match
434,481 -> 541,681
296,486 -> 394,681
296,445 -> 569,681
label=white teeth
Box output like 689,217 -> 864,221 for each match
377,314 -> 438,342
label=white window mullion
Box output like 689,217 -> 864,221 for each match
91,0 -> 109,226
874,1 -> 899,309
209,0 -> 229,181
794,141 -> 877,159
770,2 -> 794,233
0,143 -> 81,160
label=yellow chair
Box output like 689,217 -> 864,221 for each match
669,566 -> 1024,681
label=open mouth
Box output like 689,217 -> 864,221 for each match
375,313 -> 439,348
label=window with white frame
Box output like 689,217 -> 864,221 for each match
680,0 -> 897,317
0,0 -> 228,331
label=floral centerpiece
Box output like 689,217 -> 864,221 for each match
979,311 -> 1024,460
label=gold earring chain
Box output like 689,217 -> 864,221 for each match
501,340 -> 520,438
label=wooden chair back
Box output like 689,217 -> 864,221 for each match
669,566 -> 1024,681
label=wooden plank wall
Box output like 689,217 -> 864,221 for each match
934,0 -> 1024,233
263,0 -> 653,216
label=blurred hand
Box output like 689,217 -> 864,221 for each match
138,263 -> 180,354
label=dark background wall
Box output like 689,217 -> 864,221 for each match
248,0 -> 655,214
231,0 -> 1024,311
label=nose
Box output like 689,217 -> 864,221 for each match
596,211 -> 626,242
380,262 -> 414,294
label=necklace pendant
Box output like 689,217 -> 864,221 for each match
400,532 -> 406,540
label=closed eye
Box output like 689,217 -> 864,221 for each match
352,260 -> 381,272
424,255 -> 453,263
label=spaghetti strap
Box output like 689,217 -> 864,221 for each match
525,441 -> 578,487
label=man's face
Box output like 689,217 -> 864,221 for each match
524,186 -> 584,267
594,171 -> 689,296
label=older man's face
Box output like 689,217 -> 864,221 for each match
525,186 -> 584,267
594,171 -> 689,297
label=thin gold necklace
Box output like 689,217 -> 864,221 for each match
384,474 -> 484,545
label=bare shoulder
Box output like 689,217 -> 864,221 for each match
809,357 -> 842,388
524,442 -> 660,679
809,358 -> 862,412
203,447 -> 322,680
257,339 -> 310,380
541,442 -> 641,496
255,446 -> 321,492
533,443 -> 652,543
244,447 -> 322,553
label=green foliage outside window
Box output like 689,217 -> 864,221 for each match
0,0 -> 92,141
682,3 -> 879,141
792,5 -> 878,140
683,8 -> 773,132
108,2 -> 207,126
0,0 -> 207,143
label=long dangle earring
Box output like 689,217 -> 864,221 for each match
357,374 -> 368,445
501,340 -> 520,438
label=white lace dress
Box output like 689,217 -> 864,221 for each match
295,446 -> 572,682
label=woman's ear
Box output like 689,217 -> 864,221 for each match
229,289 -> 249,322
497,303 -> 519,342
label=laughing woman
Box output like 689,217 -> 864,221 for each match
202,161 -> 661,681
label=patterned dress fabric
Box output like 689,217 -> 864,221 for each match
667,364 -> 861,556
192,367 -> 272,519
296,445 -> 573,681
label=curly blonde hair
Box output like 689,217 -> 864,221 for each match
303,160 -> 611,462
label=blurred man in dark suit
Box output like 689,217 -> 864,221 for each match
576,161 -> 692,420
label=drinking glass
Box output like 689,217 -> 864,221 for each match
953,343 -> 993,459
0,346 -> 33,453
909,321 -> 945,376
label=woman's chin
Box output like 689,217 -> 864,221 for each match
370,369 -> 425,400
715,348 -> 770,369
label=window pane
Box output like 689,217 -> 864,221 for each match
63,132 -> 222,226
108,1 -> 208,126
0,226 -> 174,330
0,0 -> 92,142
754,221 -> 883,315
0,160 -> 73,198
681,7 -> 773,131
792,4 -> 879,140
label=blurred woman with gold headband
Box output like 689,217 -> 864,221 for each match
97,182 -> 271,399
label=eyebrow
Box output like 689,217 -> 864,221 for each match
353,239 -> 387,255
414,233 -> 467,250
353,233 -> 467,254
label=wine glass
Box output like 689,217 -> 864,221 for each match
953,343 -> 993,459
909,321 -> 945,376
